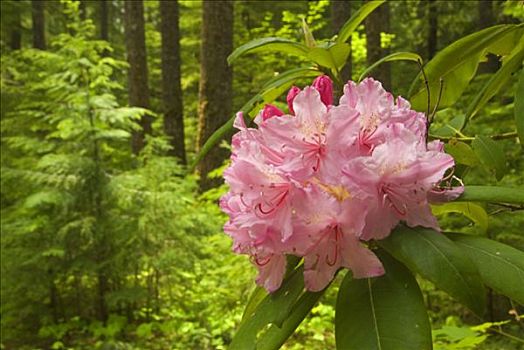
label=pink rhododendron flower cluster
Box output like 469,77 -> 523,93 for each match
220,76 -> 463,292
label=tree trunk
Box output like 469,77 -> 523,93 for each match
331,0 -> 352,83
365,0 -> 390,89
10,7 -> 22,50
478,0 -> 499,73
160,0 -> 186,164
428,0 -> 438,59
197,0 -> 234,191
124,0 -> 152,154
32,0 -> 46,50
100,0 -> 109,41
79,0 -> 87,21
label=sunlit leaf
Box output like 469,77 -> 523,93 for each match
447,234 -> 524,305
358,52 -> 422,82
308,43 -> 350,71
432,202 -> 488,234
444,139 -> 479,166
379,226 -> 486,315
335,251 -> 431,350
227,37 -> 309,65
336,0 -> 385,44
409,24 -> 523,112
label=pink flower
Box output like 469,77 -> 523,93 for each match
221,77 -> 461,293
312,75 -> 333,107
261,104 -> 284,121
286,86 -> 301,115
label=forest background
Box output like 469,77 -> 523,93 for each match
1,0 -> 523,349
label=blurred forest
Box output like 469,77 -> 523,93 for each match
0,1 -> 523,349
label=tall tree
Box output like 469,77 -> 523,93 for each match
478,0 -> 499,73
124,0 -> 152,154
32,0 -> 46,50
197,0 -> 233,190
10,6 -> 22,50
427,0 -> 438,59
331,0 -> 352,83
100,0 -> 109,41
160,0 -> 186,164
365,1 -> 390,89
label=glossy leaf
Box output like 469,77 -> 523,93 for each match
444,140 -> 479,166
227,37 -> 309,65
308,43 -> 350,71
447,234 -> 524,305
472,135 -> 508,181
257,290 -> 325,350
229,267 -> 305,350
516,67 -> 524,144
335,251 -> 431,350
261,67 -> 321,103
409,25 -> 522,112
378,226 -> 486,315
459,186 -> 524,204
466,41 -> 524,120
358,52 -> 422,82
432,202 -> 488,234
336,0 -> 385,44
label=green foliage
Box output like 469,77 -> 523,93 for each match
336,252 -> 432,350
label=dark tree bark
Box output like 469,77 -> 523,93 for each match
32,0 -> 46,50
160,0 -> 186,164
365,0 -> 390,90
100,0 -> 109,41
427,0 -> 438,59
124,0 -> 152,154
79,0 -> 87,20
197,1 -> 233,191
10,8 -> 22,50
331,1 -> 352,83
478,0 -> 499,73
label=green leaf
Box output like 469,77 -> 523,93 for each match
335,251 -> 431,350
230,267 -> 305,350
515,67 -> 524,144
336,0 -> 385,44
257,290 -> 325,350
358,52 -> 422,82
447,234 -> 524,305
471,135 -> 508,181
466,41 -> 524,120
459,186 -> 524,204
431,202 -> 489,234
308,43 -> 350,71
228,37 -> 309,65
432,114 -> 466,137
302,19 -> 316,48
409,24 -> 523,112
379,226 -> 486,315
242,286 -> 268,322
444,139 -> 479,166
261,67 -> 321,102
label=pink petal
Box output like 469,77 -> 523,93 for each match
312,75 -> 333,106
286,86 -> 301,115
